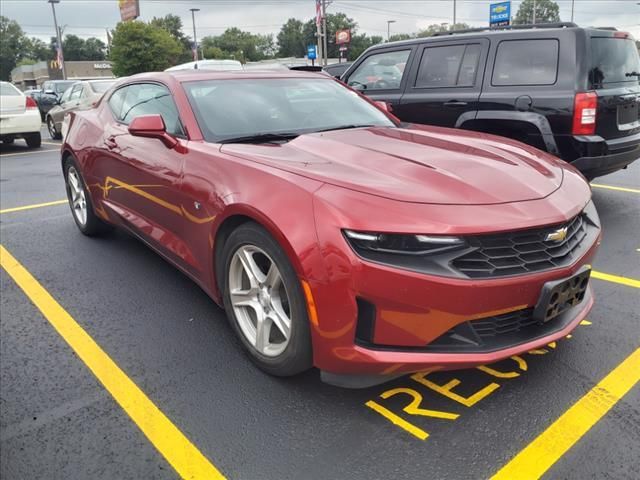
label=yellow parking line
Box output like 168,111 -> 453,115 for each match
491,347 -> 640,480
592,270 -> 640,289
0,245 -> 225,480
0,200 -> 67,214
0,148 -> 59,157
591,183 -> 640,194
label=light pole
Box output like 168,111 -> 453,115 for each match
190,8 -> 200,62
453,0 -> 456,28
532,0 -> 537,24
387,20 -> 396,42
49,0 -> 66,80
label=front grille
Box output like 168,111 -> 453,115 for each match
451,214 -> 588,278
470,308 -> 537,337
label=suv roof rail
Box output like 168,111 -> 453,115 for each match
432,22 -> 578,36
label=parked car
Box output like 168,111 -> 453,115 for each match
24,88 -> 43,101
46,79 -> 116,139
323,61 -> 352,79
342,23 -> 640,180
0,81 -> 42,148
37,80 -> 77,120
61,70 -> 600,387
165,59 -> 243,71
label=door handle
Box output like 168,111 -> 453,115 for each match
104,136 -> 118,150
444,100 -> 468,107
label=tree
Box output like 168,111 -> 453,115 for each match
200,28 -> 275,62
388,33 -> 413,42
349,34 -> 383,60
82,38 -> 107,60
0,16 -> 30,80
417,23 -> 470,38
25,37 -> 52,62
514,0 -> 560,25
150,14 -> 192,63
277,18 -> 306,57
109,21 -> 183,76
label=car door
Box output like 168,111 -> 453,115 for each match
395,39 -> 488,128
53,84 -> 82,127
344,48 -> 415,108
95,82 -> 198,270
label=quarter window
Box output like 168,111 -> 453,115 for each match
108,83 -> 184,136
492,39 -> 559,86
415,44 -> 481,88
348,50 -> 411,91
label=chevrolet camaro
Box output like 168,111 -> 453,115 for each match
61,71 -> 601,387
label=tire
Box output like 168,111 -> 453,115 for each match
222,222 -> 312,376
2,138 -> 14,144
63,155 -> 112,236
25,133 -> 41,148
47,117 -> 62,140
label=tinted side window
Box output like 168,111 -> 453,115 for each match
109,83 -> 184,136
69,85 -> 83,101
348,50 -> 410,91
492,39 -> 559,86
415,44 -> 481,88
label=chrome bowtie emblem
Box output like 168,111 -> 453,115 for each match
545,226 -> 568,243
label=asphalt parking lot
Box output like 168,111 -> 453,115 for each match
1,131 -> 638,480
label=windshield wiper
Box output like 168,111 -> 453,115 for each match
218,132 -> 300,144
314,124 -> 377,133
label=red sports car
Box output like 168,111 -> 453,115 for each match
62,71 -> 601,387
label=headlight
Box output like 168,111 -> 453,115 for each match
343,229 -> 465,256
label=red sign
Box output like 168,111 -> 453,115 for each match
118,0 -> 140,21
336,29 -> 351,45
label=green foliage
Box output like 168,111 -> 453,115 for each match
514,0 -> 561,24
417,23 -> 471,38
1,16 -> 29,80
109,21 -> 183,76
348,34 -> 383,61
150,14 -> 192,64
16,58 -> 37,67
200,28 -> 275,63
277,18 -> 307,57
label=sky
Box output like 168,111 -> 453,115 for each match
1,0 -> 638,45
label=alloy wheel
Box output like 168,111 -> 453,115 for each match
228,245 -> 292,357
67,166 -> 87,226
47,118 -> 57,138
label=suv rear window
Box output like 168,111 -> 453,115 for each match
589,37 -> 640,88
492,39 -> 559,86
415,44 -> 481,88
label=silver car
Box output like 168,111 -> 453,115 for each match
46,80 -> 115,139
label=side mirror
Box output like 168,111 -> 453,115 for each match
44,89 -> 56,96
128,114 -> 177,148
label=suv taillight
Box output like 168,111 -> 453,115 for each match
572,92 -> 597,135
25,96 -> 38,110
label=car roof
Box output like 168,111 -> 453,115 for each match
123,70 -> 328,84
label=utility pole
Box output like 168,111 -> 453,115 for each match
532,0 -> 537,24
49,0 -> 66,80
386,20 -> 396,42
190,8 -> 200,62
321,0 -> 329,66
453,0 -> 456,29
571,0 -> 575,22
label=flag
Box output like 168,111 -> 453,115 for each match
316,0 -> 322,27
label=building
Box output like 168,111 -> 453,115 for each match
11,60 -> 114,90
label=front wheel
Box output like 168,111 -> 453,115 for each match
47,117 -> 62,140
222,222 -> 312,376
63,156 -> 112,236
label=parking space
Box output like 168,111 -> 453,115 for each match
1,142 -> 638,479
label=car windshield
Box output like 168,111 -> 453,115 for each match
183,77 -> 396,143
0,82 -> 21,96
54,81 -> 76,94
589,37 -> 640,87
90,80 -> 116,93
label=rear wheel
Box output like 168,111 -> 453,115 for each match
47,117 -> 62,140
25,133 -> 41,148
63,156 -> 112,236
222,222 -> 312,376
2,138 -> 15,144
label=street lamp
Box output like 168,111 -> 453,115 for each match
387,20 -> 396,42
48,0 -> 66,80
190,8 -> 200,62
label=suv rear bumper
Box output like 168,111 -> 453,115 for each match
571,132 -> 640,179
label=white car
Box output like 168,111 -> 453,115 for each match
0,81 -> 42,148
165,59 -> 243,72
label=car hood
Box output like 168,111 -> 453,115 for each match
220,126 -> 565,205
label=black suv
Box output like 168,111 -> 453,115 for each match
342,23 -> 640,180
37,80 -> 77,121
